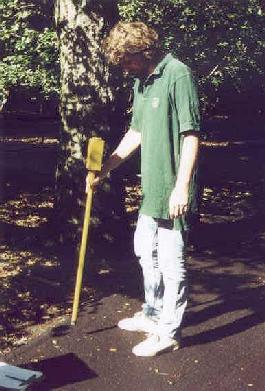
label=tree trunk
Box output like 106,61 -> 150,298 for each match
54,0 -> 127,251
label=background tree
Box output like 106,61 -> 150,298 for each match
54,0 -> 129,251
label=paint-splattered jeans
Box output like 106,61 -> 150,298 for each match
134,214 -> 188,339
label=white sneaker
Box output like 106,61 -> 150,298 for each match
132,334 -> 179,357
118,311 -> 156,333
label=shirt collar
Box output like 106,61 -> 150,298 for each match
141,53 -> 172,85
152,53 -> 173,76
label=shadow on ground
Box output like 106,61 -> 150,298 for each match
1,133 -> 265,352
20,353 -> 97,390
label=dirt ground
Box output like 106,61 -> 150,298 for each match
1,118 -> 265,360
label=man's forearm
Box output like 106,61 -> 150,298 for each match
169,132 -> 199,218
175,133 -> 199,189
100,128 -> 141,179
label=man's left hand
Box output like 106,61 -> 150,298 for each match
169,185 -> 189,219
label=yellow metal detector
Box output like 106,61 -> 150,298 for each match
71,137 -> 104,326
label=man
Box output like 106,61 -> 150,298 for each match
87,21 -> 200,357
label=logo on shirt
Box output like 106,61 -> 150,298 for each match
152,97 -> 160,109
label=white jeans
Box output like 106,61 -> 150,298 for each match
134,214 -> 188,339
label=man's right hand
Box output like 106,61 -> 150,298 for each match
85,173 -> 102,193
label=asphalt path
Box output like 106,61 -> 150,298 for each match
2,126 -> 265,390
5,245 -> 265,391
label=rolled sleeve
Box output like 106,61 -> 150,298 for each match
170,72 -> 200,134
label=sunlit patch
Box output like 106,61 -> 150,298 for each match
0,137 -> 58,145
201,186 -> 254,223
0,241 -> 67,354
124,181 -> 142,216
0,194 -> 53,228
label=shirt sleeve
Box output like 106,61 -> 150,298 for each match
130,108 -> 141,132
170,72 -> 200,134
129,80 -> 141,132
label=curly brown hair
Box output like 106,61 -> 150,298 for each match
103,21 -> 160,65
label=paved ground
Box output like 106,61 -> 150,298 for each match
1,122 -> 265,390
4,237 -> 265,391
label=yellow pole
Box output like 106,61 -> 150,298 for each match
71,137 -> 104,326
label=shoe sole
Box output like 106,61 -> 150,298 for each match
117,320 -> 155,333
117,323 -> 153,333
132,343 -> 180,357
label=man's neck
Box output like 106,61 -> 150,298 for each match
147,63 -> 156,76
147,52 -> 164,76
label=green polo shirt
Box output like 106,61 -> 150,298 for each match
130,53 -> 200,230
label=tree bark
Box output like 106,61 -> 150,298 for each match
54,0 -> 126,250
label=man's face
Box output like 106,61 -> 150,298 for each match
120,53 -> 149,78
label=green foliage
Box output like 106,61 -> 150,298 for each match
119,0 -> 265,116
0,0 -> 59,103
1,0 -> 264,119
